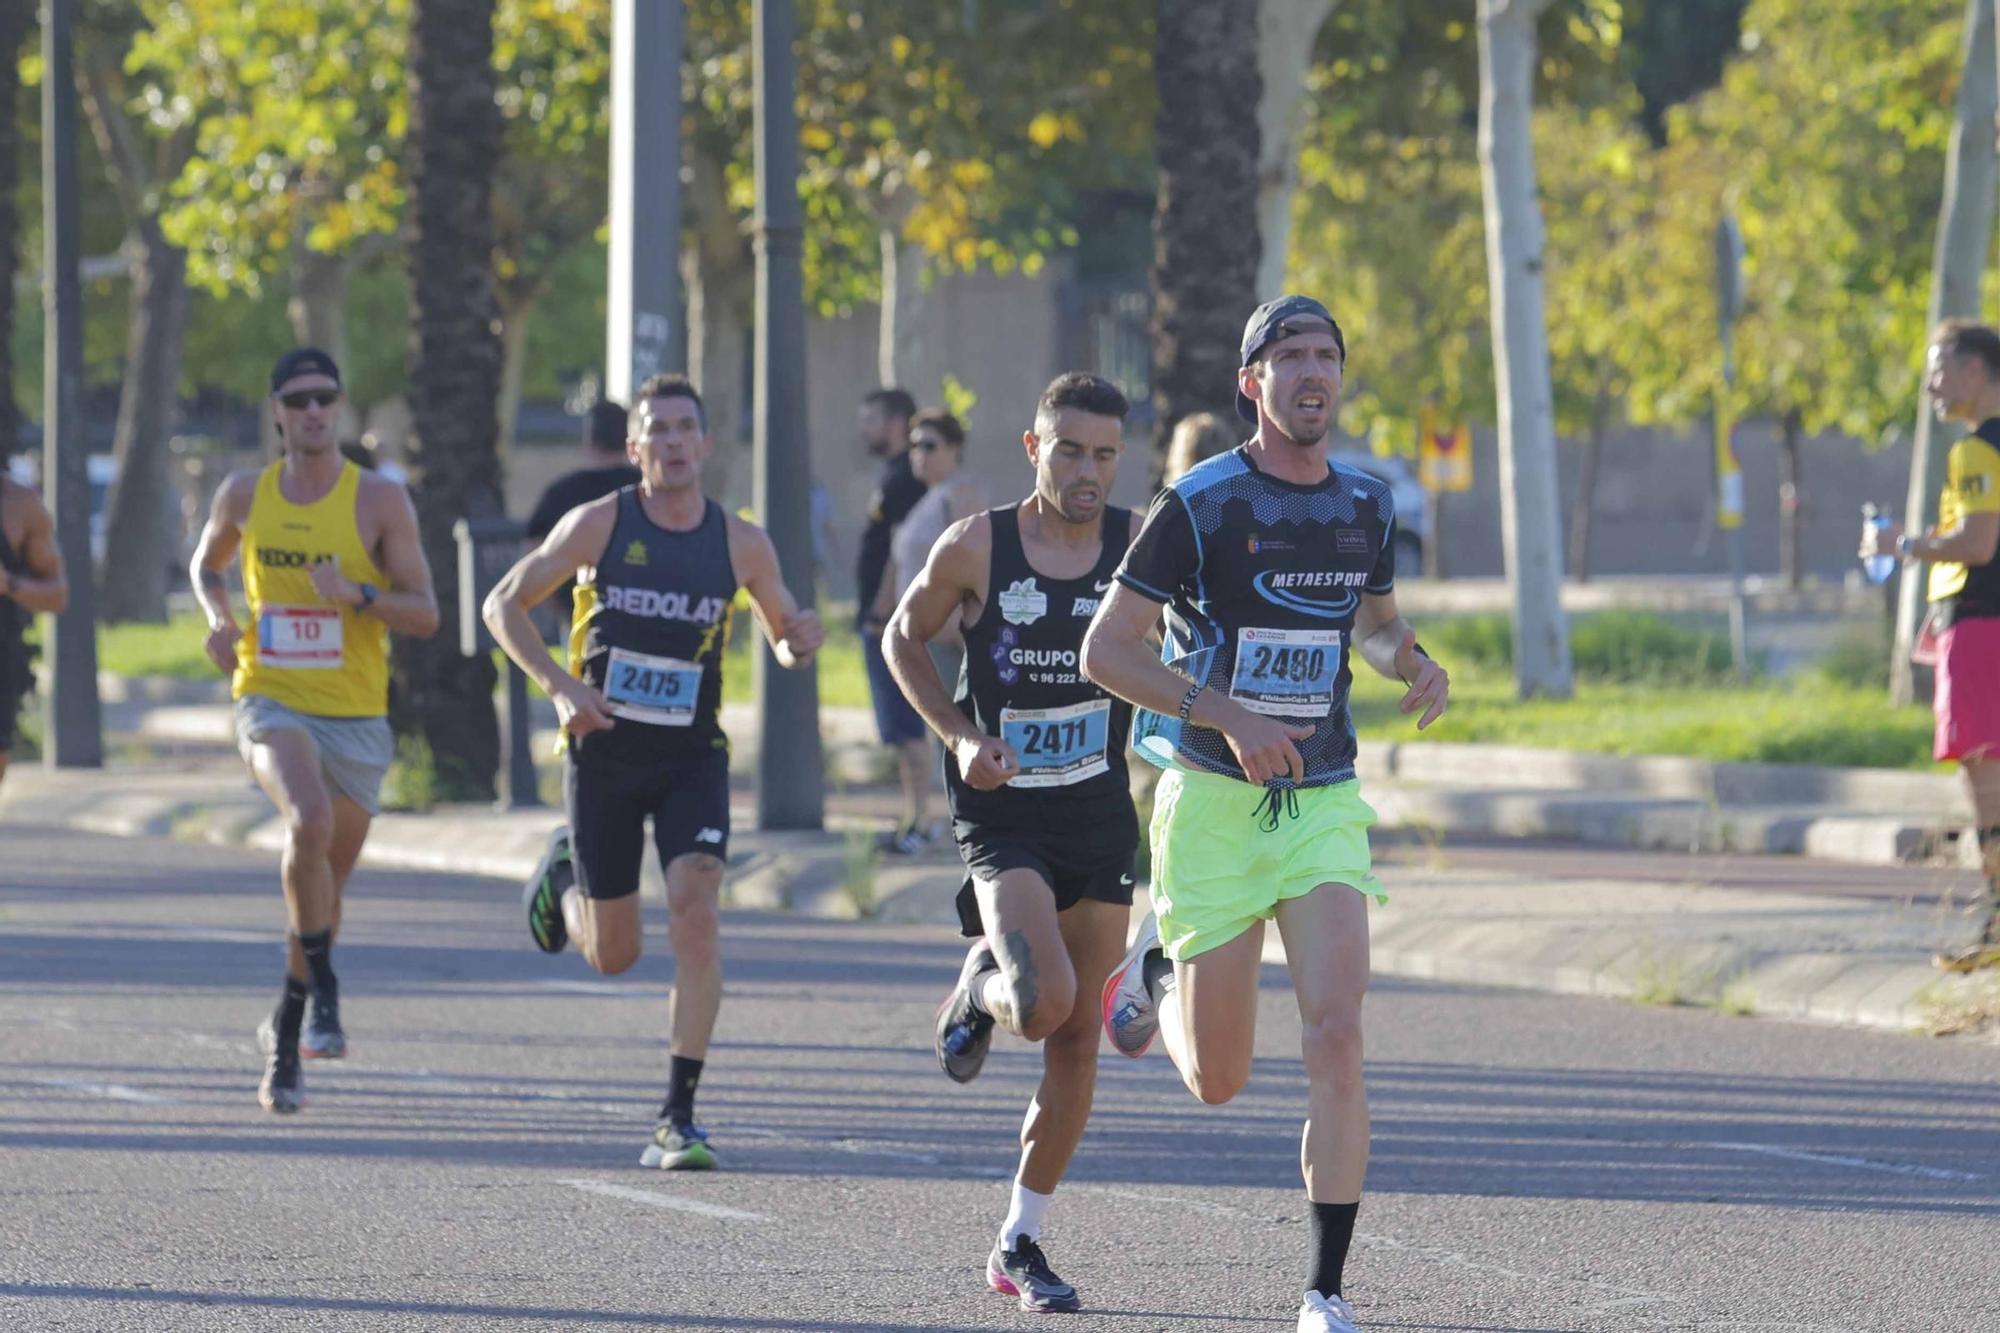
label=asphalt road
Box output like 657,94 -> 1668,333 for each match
2,825 -> 1996,1332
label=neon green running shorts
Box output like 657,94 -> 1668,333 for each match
1147,766 -> 1385,961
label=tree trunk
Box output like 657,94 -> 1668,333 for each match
494,279 -> 541,464
286,244 -> 361,444
1477,0 -> 1572,699
1152,0 -> 1262,463
1254,0 -> 1336,301
1778,406 -> 1804,591
97,223 -> 189,623
684,144 -> 753,501
398,0 -> 505,799
876,215 -> 923,391
1569,381 -> 1610,583
1892,0 -> 1997,705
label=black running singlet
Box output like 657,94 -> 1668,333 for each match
1116,447 -> 1396,788
569,489 -> 737,762
947,504 -> 1136,831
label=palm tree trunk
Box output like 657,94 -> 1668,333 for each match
97,222 -> 188,623
1152,0 -> 1262,463
398,0 -> 505,798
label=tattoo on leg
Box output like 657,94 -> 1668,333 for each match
992,928 -> 1038,1032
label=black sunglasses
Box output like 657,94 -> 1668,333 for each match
913,436 -> 956,452
278,389 -> 340,410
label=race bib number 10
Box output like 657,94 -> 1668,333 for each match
1000,698 -> 1112,788
258,606 -> 344,670
603,646 -> 703,726
1228,626 -> 1341,717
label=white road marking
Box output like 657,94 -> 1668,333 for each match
535,979 -> 651,997
29,1078 -> 179,1105
161,926 -> 272,945
731,1125 -> 940,1164
559,1177 -> 766,1222
1698,1140 -> 1983,1183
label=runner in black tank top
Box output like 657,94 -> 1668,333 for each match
483,374 -> 825,1175
878,373 -> 1139,1314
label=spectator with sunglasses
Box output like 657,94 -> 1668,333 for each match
188,347 -> 441,1115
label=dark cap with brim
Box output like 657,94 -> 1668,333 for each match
1235,295 -> 1344,422
270,347 -> 342,394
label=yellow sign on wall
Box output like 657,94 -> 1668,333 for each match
1418,407 -> 1473,493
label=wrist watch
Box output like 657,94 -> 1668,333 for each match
355,582 -> 380,613
1896,535 -> 1917,559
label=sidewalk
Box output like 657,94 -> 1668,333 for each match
5,752 -> 1994,1042
102,678 -> 1981,869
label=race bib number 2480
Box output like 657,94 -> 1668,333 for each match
1228,626 -> 1341,718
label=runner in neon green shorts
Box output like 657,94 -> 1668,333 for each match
1081,296 -> 1450,1333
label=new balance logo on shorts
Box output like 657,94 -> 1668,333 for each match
696,828 -> 724,844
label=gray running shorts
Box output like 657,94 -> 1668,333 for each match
234,694 -> 395,816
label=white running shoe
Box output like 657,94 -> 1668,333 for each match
1297,1291 -> 1358,1333
1099,910 -> 1163,1057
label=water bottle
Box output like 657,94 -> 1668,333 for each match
1861,504 -> 1896,585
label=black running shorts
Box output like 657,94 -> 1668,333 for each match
951,819 -> 1137,938
564,739 -> 731,900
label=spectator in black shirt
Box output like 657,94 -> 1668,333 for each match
854,387 -> 934,851
526,399 -> 639,630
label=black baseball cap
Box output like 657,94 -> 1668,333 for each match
1236,295 -> 1344,422
270,347 -> 343,394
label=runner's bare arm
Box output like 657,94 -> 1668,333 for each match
189,473 -> 256,673
486,499 -> 614,690
313,478 -> 438,637
0,487 -> 68,613
884,515 -> 1016,788
1082,583 -> 1312,786
729,515 -> 823,668
1903,511 -> 2000,565
1353,590 -> 1449,729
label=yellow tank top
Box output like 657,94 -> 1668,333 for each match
232,460 -> 389,717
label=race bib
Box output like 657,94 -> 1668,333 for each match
603,646 -> 703,726
258,606 -> 344,670
1228,626 -> 1341,718
1000,698 -> 1112,789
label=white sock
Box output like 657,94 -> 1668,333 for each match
1000,1182 -> 1053,1246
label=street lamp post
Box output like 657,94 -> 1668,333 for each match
605,0 -> 684,400
750,0 -> 824,831
40,0 -> 101,769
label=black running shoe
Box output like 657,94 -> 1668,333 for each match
987,1235 -> 1081,1313
524,825 -> 573,954
258,1043 -> 303,1115
934,942 -> 998,1084
301,989 -> 347,1060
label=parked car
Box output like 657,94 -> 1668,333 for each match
1330,449 -> 1428,575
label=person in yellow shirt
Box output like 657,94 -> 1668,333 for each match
189,348 -> 439,1113
1863,319 -> 2000,972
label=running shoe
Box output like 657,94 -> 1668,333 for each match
258,1043 -> 304,1115
524,824 -> 573,954
1100,910 -> 1162,1058
933,942 -> 998,1083
1935,912 -> 2000,972
879,822 -> 938,856
1296,1291 -> 1359,1332
640,1120 -> 717,1171
300,989 -> 347,1060
987,1235 -> 1081,1314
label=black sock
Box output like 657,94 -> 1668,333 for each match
662,1055 -> 704,1125
296,929 -> 338,1002
1308,1201 -> 1359,1298
271,976 -> 309,1053
1142,949 -> 1175,1006
964,958 -> 1000,1020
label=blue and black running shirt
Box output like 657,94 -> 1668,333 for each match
1113,446 -> 1396,788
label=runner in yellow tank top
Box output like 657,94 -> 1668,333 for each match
189,347 -> 439,1114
